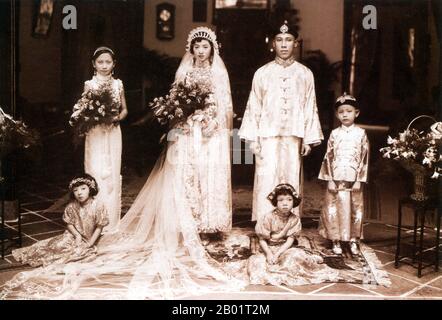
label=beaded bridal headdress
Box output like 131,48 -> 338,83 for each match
186,27 -> 219,54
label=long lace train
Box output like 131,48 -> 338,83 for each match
1,134 -> 245,300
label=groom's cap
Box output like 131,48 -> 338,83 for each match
269,18 -> 299,39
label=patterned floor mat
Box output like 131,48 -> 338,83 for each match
205,227 -> 391,287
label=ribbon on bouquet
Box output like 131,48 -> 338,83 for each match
101,128 -> 113,194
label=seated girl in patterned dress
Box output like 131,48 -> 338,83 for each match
12,174 -> 109,267
247,184 -> 338,286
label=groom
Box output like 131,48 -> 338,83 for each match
239,19 -> 323,221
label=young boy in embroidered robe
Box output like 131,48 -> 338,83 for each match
318,93 -> 369,255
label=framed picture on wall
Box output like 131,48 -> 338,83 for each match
32,0 -> 54,38
157,3 -> 175,40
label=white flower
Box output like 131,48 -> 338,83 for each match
153,106 -> 164,116
175,108 -> 183,117
71,110 -> 81,119
387,136 -> 397,144
430,122 -> 442,139
425,147 -> 437,161
422,157 -> 432,166
192,114 -> 204,122
402,151 -> 412,159
399,132 -> 407,142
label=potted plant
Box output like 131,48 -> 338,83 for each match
380,116 -> 441,201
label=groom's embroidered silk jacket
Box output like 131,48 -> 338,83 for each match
239,60 -> 323,145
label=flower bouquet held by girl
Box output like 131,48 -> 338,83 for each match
69,81 -> 120,138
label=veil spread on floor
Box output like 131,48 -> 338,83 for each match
0,31 -> 244,300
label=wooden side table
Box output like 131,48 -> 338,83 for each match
395,197 -> 440,277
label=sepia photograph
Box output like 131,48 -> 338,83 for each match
0,0 -> 440,303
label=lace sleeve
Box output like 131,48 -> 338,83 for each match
212,70 -> 233,130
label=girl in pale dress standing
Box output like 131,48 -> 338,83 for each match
84,47 -> 128,232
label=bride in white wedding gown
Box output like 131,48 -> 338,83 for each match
0,27 -> 243,300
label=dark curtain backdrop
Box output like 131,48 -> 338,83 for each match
343,0 -> 436,126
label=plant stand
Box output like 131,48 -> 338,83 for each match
395,197 -> 441,277
410,170 -> 429,202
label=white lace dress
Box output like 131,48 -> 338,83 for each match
84,76 -> 123,232
183,66 -> 232,233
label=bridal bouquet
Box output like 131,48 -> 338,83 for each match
0,107 -> 40,158
150,81 -> 215,130
69,82 -> 120,137
380,123 -> 442,179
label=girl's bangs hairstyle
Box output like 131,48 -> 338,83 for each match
267,183 -> 301,208
69,173 -> 99,198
